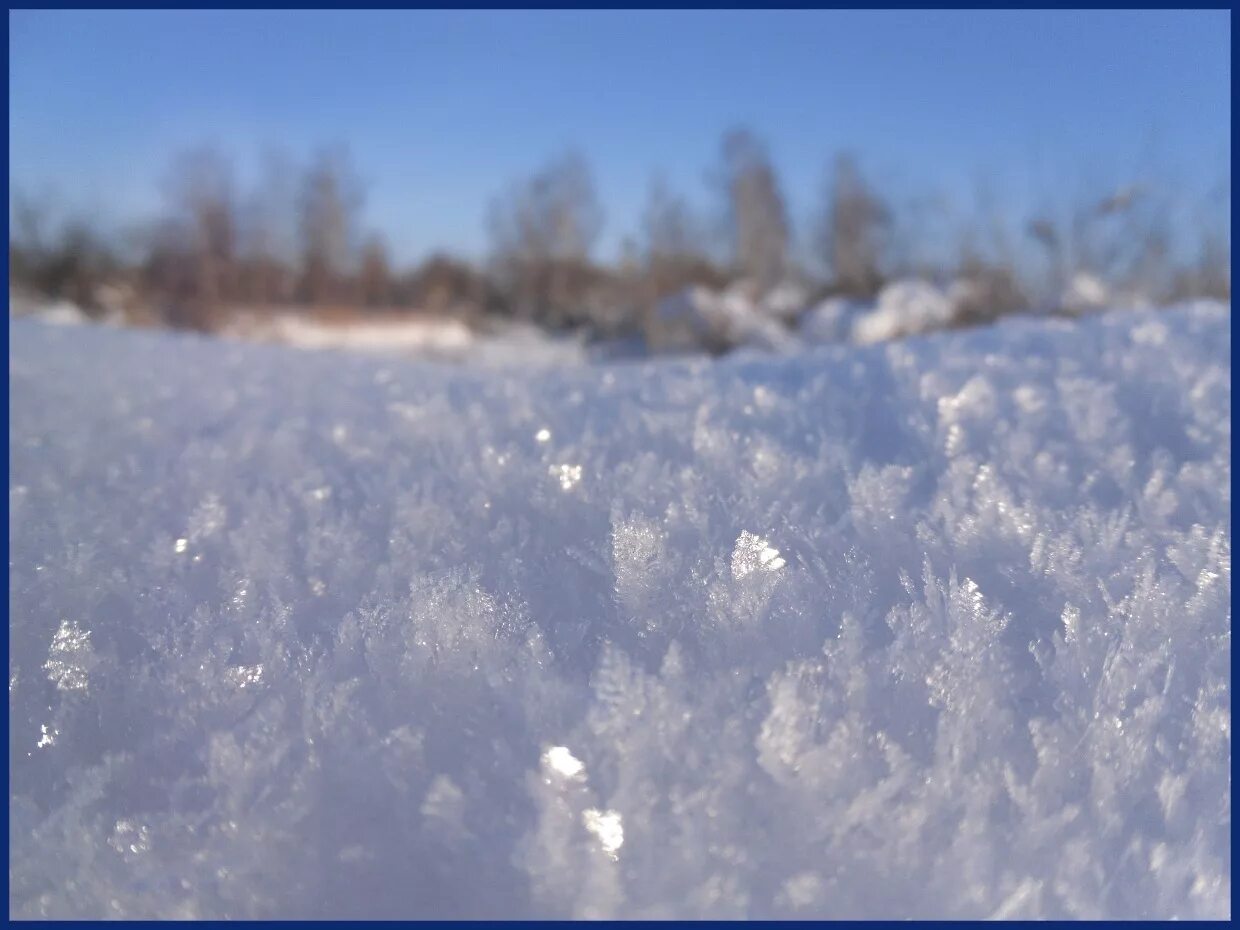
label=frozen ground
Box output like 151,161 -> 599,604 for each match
8,302 -> 1231,918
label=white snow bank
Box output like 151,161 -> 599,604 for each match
247,312 -> 476,355
8,303 -> 1231,919
758,281 -> 811,322
798,295 -> 871,344
9,291 -> 131,328
852,278 -> 958,344
1061,271 -> 1112,315
652,284 -> 797,353
12,299 -> 93,327
221,311 -> 600,368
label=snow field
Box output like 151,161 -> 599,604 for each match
8,302 -> 1231,918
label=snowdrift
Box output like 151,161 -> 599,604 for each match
8,303 -> 1231,918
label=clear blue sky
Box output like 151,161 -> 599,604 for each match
9,10 -> 1231,264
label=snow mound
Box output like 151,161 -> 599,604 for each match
8,303 -> 1230,919
853,278 -> 957,344
798,296 -> 871,344
758,282 -> 811,322
652,284 -> 797,354
1061,271 -> 1112,316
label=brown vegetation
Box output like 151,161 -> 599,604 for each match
9,129 -> 1229,344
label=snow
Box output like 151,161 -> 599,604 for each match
231,311 -> 476,355
15,300 -> 93,328
730,530 -> 787,579
758,282 -> 811,322
652,284 -> 797,354
1061,271 -> 1113,316
852,278 -> 958,345
798,295 -> 870,344
222,311 -> 600,368
8,301 -> 1231,919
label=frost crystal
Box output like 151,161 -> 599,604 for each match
731,530 -> 786,579
582,808 -> 624,859
36,724 -> 58,749
550,463 -> 583,491
543,745 -> 586,780
108,820 -> 151,861
6,304 -> 1230,919
226,664 -> 264,689
43,620 -> 95,693
187,493 -> 227,542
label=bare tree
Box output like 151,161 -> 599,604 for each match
239,148 -> 299,307
1177,229 -> 1230,300
1158,177 -> 1229,302
158,146 -> 239,328
640,176 -> 727,298
1026,181 -> 1181,309
10,191 -> 120,316
818,153 -> 890,298
299,146 -> 365,306
9,190 -> 50,295
487,151 -> 604,325
165,148 -> 236,297
358,235 -> 392,308
717,128 -> 789,290
642,176 -> 699,262
402,253 -> 492,318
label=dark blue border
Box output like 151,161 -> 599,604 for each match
5,3 -> 1235,8
3,6 -> 1233,926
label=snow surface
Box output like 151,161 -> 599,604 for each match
8,302 -> 1231,919
232,312 -> 477,356
221,312 -> 604,368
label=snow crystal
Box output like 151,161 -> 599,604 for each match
108,820 -> 151,861
731,530 -> 786,579
582,808 -> 624,859
421,774 -> 466,822
35,724 -> 57,749
544,746 -> 586,780
226,664 -> 265,689
550,463 -> 583,491
7,302 -> 1230,919
43,620 -> 95,693
186,493 -> 227,542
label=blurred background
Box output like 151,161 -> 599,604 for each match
8,10 -> 1231,362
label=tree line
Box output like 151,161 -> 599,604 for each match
9,127 -> 1230,335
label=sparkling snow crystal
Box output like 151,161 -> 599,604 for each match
43,620 -> 95,693
731,530 -> 787,579
549,463 -> 583,491
582,808 -> 624,860
7,303 -> 1231,919
544,745 -> 587,780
